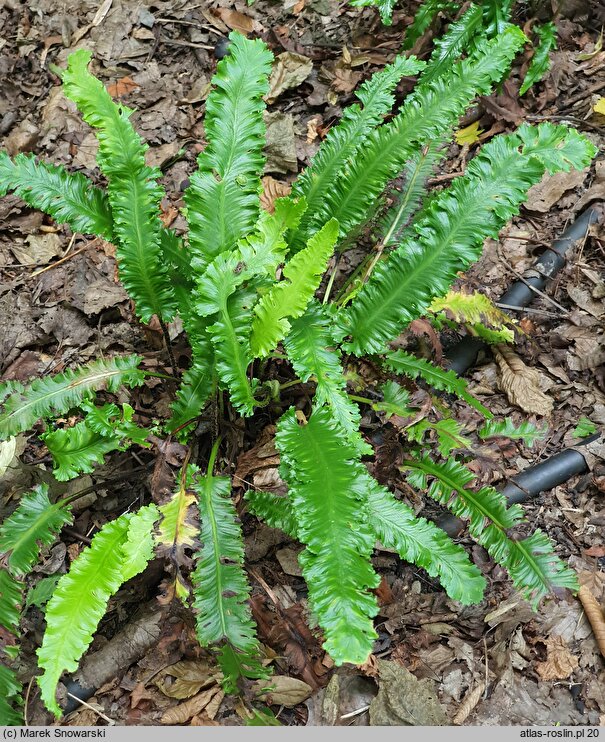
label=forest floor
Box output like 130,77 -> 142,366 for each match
1,0 -> 605,727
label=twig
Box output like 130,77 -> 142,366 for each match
340,705 -> 370,720
66,692 -> 116,725
24,677 -> 34,726
30,237 -> 84,278
495,302 -> 562,318
561,79 -> 605,109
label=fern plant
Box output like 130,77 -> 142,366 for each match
0,26 -> 595,721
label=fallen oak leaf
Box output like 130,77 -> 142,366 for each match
492,344 -> 553,416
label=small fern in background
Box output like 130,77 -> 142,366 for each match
0,24 -> 595,721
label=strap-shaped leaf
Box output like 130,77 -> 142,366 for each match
0,485 -> 72,576
0,355 -> 144,440
0,152 -> 113,239
42,424 -> 118,482
244,490 -> 298,538
166,351 -> 215,441
62,50 -> 176,322
520,21 -> 557,96
37,506 -> 156,716
419,4 -> 484,84
250,219 -> 339,358
384,349 -> 492,418
284,301 -> 371,455
0,570 -> 22,635
478,418 -> 544,447
341,124 -> 594,354
122,504 -> 158,582
289,55 -> 425,250
365,474 -> 485,604
189,462 -> 259,654
402,0 -> 458,49
276,408 -> 379,665
404,455 -> 578,607
0,664 -> 23,725
315,28 -> 525,242
184,32 -> 273,271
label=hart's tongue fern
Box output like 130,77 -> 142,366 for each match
0,27 -> 595,720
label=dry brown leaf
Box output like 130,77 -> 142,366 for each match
493,345 -> 553,416
254,675 -> 313,707
260,176 -> 291,213
106,76 -> 139,97
266,52 -> 313,104
216,9 -> 262,35
157,659 -> 218,699
306,115 -> 322,144
535,635 -> 580,680
160,686 -> 221,725
578,585 -> 605,659
453,682 -> 485,725
524,168 -> 588,212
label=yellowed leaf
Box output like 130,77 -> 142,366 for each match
493,345 -> 553,416
594,97 -> 605,115
455,121 -> 484,146
535,635 -> 579,680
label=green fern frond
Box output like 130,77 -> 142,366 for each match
81,401 -> 149,447
478,418 -> 544,447
378,141 -> 444,248
42,424 -> 127,482
189,459 -> 260,657
196,197 -> 307,317
207,286 -> 259,416
62,50 -> 176,322
482,0 -> 514,35
37,507 -> 156,717
429,289 -> 516,343
341,124 -> 593,355
0,355 -> 144,440
402,0 -> 458,49
217,643 -> 269,695
0,485 -> 72,577
284,301 -> 371,454
406,418 -> 472,456
348,0 -> 397,25
0,664 -> 23,725
384,350 -> 492,418
374,380 -> 413,419
520,22 -> 557,96
121,505 -> 158,581
365,474 -> 485,604
404,455 -> 578,607
166,349 -> 215,441
184,32 -> 273,271
0,152 -> 113,239
276,408 -> 379,665
244,490 -> 298,537
0,570 -> 22,635
250,219 -> 339,358
290,56 -> 424,249
317,28 -> 526,242
419,4 -> 485,84
516,121 -> 596,173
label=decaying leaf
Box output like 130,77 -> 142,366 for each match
156,659 -> 219,699
524,167 -> 588,212
0,437 -> 17,477
593,98 -> 605,115
266,52 -> 313,104
254,675 -> 313,707
260,176 -> 292,214
493,345 -> 553,416
160,686 -> 223,724
535,635 -> 580,680
369,660 -> 448,726
455,121 -> 484,146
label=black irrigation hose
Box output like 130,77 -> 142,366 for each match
446,206 -> 600,375
436,205 -> 603,535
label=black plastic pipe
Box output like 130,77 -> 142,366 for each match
446,206 -> 599,375
435,433 -> 601,537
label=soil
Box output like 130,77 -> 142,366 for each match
1,0 -> 605,727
